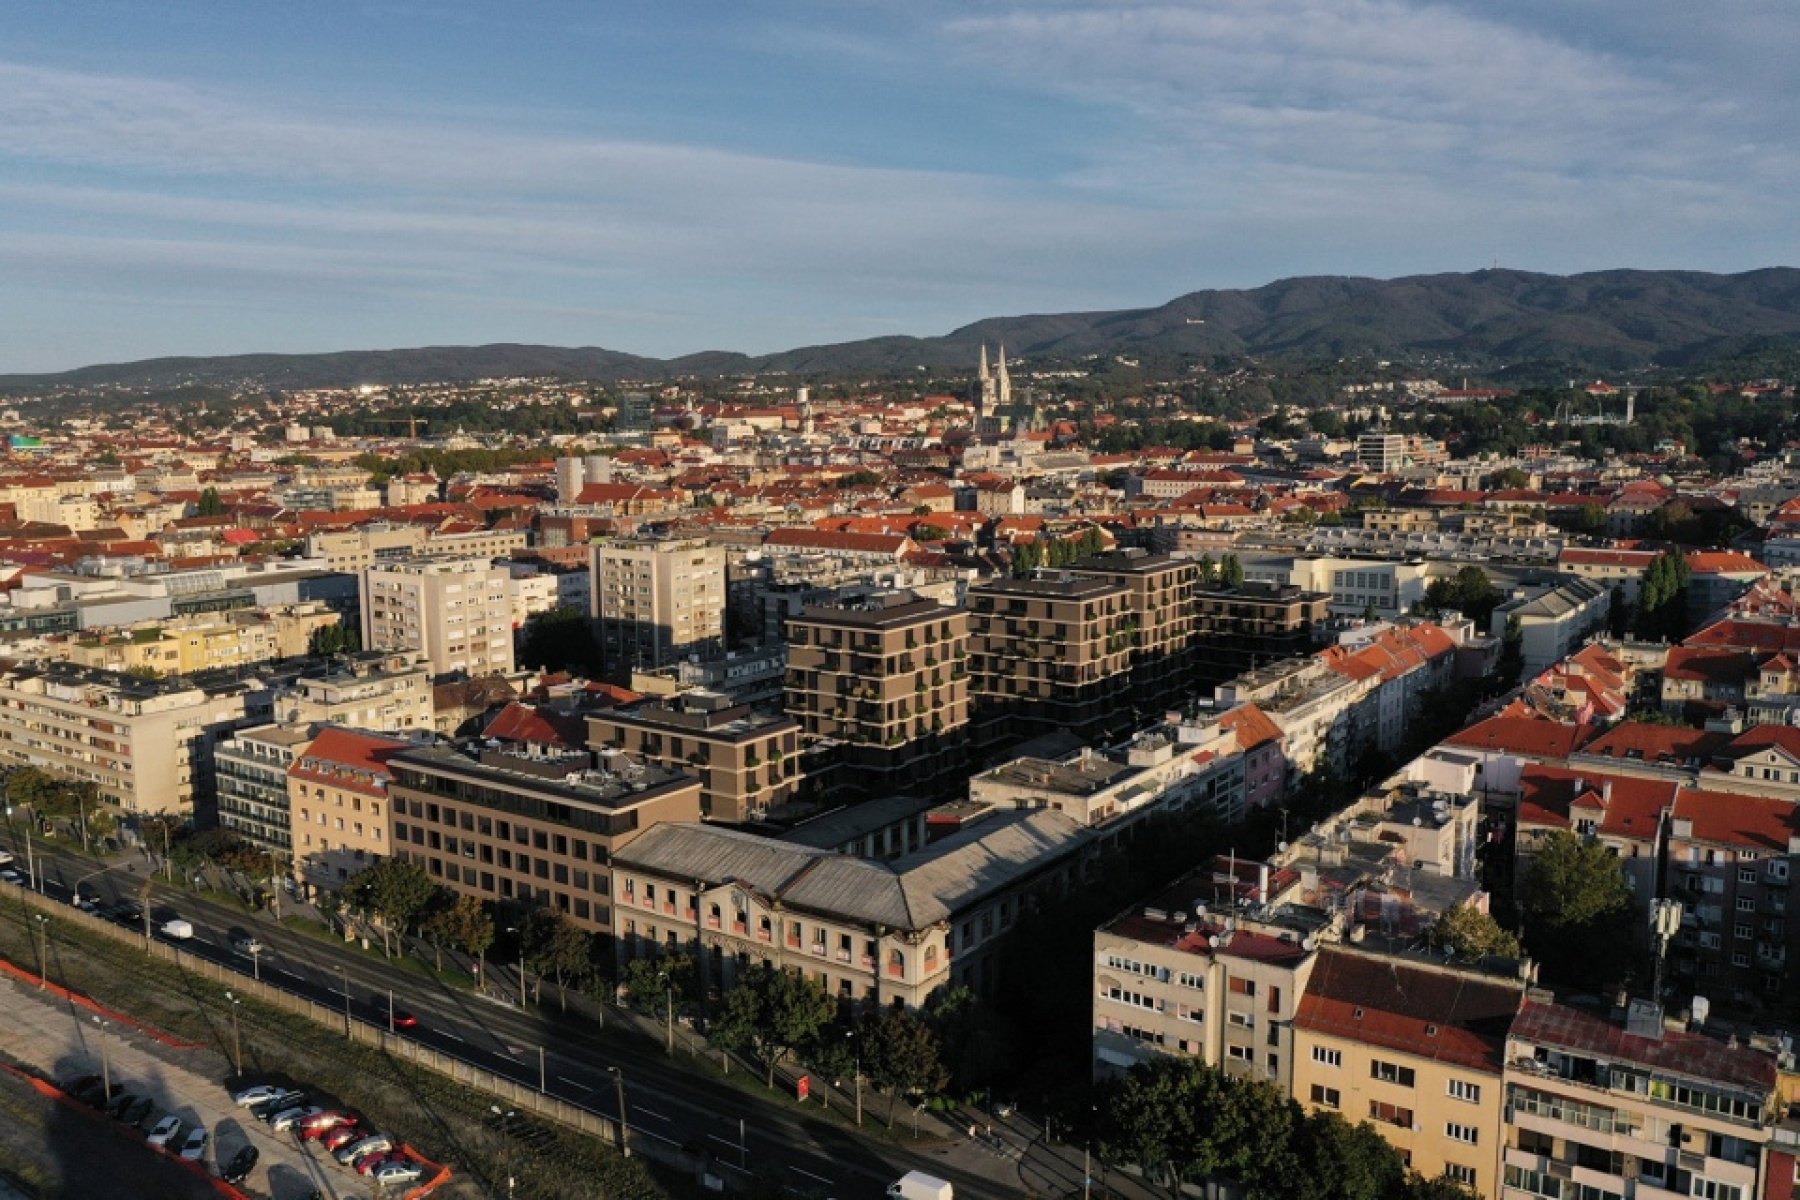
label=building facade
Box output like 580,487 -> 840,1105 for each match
360,556 -> 517,679
587,693 -> 802,824
593,538 -> 726,677
967,574 -> 1133,748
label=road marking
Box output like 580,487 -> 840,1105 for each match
789,1166 -> 833,1186
706,1134 -> 743,1150
437,1031 -> 463,1042
496,1054 -> 524,1064
635,1106 -> 669,1122
557,1075 -> 586,1088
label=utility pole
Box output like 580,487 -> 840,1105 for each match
33,914 -> 48,988
226,992 -> 242,1076
607,1067 -> 629,1158
337,965 -> 351,1039
664,978 -> 674,1056
538,1046 -> 546,1094
92,1017 -> 111,1104
387,988 -> 395,1034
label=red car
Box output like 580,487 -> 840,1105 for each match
300,1113 -> 356,1140
321,1126 -> 362,1152
357,1150 -> 408,1176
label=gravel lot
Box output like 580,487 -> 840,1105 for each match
0,971 -> 348,1199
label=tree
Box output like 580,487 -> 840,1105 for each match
858,1010 -> 949,1127
341,858 -> 438,956
1220,553 -> 1245,589
308,621 -> 361,658
1427,903 -> 1521,960
195,487 -> 225,517
517,607 -> 602,675
913,523 -> 950,542
621,952 -> 698,1015
519,909 -> 593,1010
921,985 -> 1014,1096
1522,830 -> 1633,987
711,965 -> 837,1088
420,895 -> 494,974
1291,1110 -> 1405,1200
1490,467 -> 1530,490
1498,614 -> 1524,688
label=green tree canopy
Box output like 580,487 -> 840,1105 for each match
1427,902 -> 1522,960
519,908 -> 594,1009
858,1010 -> 949,1127
711,964 -> 837,1088
341,858 -> 438,956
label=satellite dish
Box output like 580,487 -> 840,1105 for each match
1208,935 -> 1221,949
1277,841 -> 1289,853
1413,817 -> 1423,827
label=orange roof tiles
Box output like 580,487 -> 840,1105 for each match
1295,949 -> 1521,1074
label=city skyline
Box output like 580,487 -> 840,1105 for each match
2,0 -> 1797,373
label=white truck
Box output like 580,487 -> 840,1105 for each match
160,919 -> 194,940
886,1171 -> 952,1200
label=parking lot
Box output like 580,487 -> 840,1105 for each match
0,969 -> 354,1199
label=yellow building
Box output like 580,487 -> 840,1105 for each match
1292,947 -> 1524,1196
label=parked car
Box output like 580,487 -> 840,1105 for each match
250,1091 -> 306,1120
179,1127 -> 209,1162
374,1160 -> 424,1186
298,1111 -> 356,1137
146,1116 -> 183,1148
57,1074 -> 102,1095
105,1090 -> 138,1119
334,1135 -> 391,1165
321,1126 -> 362,1152
270,1105 -> 322,1132
221,1144 -> 259,1184
69,1079 -> 109,1107
232,1084 -> 289,1107
357,1150 -> 406,1175
120,1096 -> 154,1127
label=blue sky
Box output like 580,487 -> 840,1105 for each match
2,1 -> 1796,373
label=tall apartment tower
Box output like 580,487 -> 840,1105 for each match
592,538 -> 725,678
359,556 -> 517,680
1064,549 -> 1198,715
1355,429 -> 1407,472
967,573 -> 1133,749
784,592 -> 971,799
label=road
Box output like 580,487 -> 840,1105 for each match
10,836 -> 1132,1200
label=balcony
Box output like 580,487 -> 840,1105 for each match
810,943 -> 828,958
836,948 -> 852,963
755,927 -> 771,943
705,914 -> 721,929
731,919 -> 747,935
886,962 -> 905,979
785,936 -> 801,949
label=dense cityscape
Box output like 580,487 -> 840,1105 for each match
0,349 -> 1797,1200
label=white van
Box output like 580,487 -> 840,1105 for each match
161,919 -> 195,940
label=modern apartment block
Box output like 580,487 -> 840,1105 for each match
215,723 -> 316,860
784,592 -> 971,798
967,573 -> 1133,748
0,662 -> 259,816
1663,790 -> 1798,1007
1500,1000 -> 1780,1200
307,523 -> 527,573
586,691 -> 802,823
1193,582 -> 1333,688
268,651 -> 433,731
593,538 -> 726,677
360,556 -> 516,679
289,726 -> 410,890
1064,549 -> 1198,715
388,741 -> 702,936
612,808 -> 1090,1007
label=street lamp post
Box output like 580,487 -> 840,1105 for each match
660,971 -> 674,1057
6,804 -> 38,893
538,1045 -> 547,1094
337,965 -> 351,1039
387,988 -> 395,1034
92,1016 -> 111,1104
247,944 -> 262,982
607,1067 -> 629,1158
505,926 -> 528,1008
846,1028 -> 863,1127
32,914 -> 48,988
226,991 -> 242,1076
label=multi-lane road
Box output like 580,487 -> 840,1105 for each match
7,836 -> 1111,1200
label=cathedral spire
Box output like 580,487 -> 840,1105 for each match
997,344 -> 1011,408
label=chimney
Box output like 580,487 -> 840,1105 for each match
1258,863 -> 1271,902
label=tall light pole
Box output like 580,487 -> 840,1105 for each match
247,944 -> 262,983
607,1067 -> 629,1158
337,965 -> 351,1039
33,914 -> 48,988
505,926 -> 528,1008
660,970 -> 674,1057
92,1016 -> 111,1104
226,991 -> 242,1076
846,1027 -> 863,1127
7,803 -> 38,892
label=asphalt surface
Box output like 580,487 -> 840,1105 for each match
9,835 -> 1129,1200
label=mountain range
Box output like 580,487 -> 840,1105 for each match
6,267 -> 1800,394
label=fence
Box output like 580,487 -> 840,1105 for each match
6,883 -> 631,1153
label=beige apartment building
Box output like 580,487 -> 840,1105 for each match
968,573 -> 1133,748
586,692 -> 801,823
360,556 -> 516,679
1291,948 -> 1523,1196
1064,549 -> 1198,715
289,726 -> 409,889
215,723 -> 316,860
613,808 -> 1089,1007
62,607 -> 344,676
784,592 -> 971,798
0,662 -> 257,816
269,652 -> 433,731
388,742 -> 702,935
307,524 -> 528,573
592,538 -> 725,677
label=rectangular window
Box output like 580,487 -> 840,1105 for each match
1309,1085 -> 1340,1109
1370,1060 -> 1416,1087
1312,1046 -> 1342,1067
1446,1079 -> 1481,1104
1445,1122 -> 1479,1145
1368,1100 -> 1413,1128
1228,977 -> 1256,997
1443,1164 -> 1477,1187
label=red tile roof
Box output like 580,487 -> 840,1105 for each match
1295,949 -> 1522,1074
1219,704 -> 1283,752
481,702 -> 588,750
1511,1001 -> 1776,1092
1443,715 -> 1598,761
290,727 -> 409,795
1671,788 -> 1800,853
1580,723 -> 1726,767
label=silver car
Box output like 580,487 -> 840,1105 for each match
178,1127 -> 209,1162
270,1105 -> 322,1132
334,1134 -> 391,1165
146,1115 -> 183,1148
